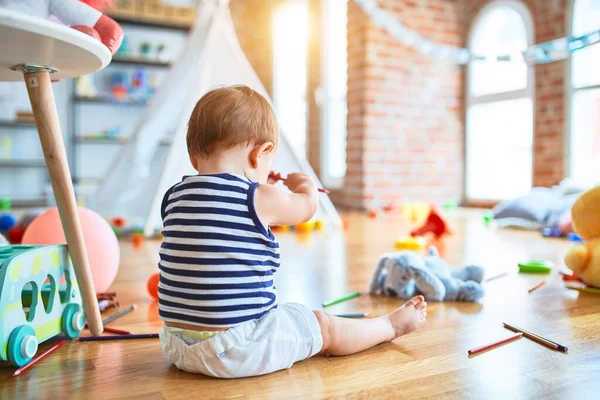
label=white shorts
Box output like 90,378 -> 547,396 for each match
159,303 -> 323,378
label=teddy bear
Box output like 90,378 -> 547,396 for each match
369,246 -> 485,302
0,0 -> 123,54
565,185 -> 600,288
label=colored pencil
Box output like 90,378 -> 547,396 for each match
467,332 -> 522,356
566,285 -> 600,294
485,272 -> 508,282
102,305 -> 137,325
335,312 -> 370,318
12,339 -> 66,377
78,333 -> 159,342
102,326 -> 133,335
322,291 -> 361,307
503,322 -> 568,352
528,280 -> 546,293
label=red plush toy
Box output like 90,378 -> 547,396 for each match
0,0 -> 123,54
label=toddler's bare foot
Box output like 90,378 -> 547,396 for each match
384,295 -> 427,339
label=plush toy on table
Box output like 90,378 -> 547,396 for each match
0,0 -> 123,54
369,246 -> 485,302
565,186 -> 600,288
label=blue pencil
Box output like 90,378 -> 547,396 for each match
78,333 -> 158,341
335,312 -> 370,318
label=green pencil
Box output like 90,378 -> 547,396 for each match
566,285 -> 600,295
322,291 -> 361,307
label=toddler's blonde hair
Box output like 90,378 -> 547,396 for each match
187,85 -> 278,157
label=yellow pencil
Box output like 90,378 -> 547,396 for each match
565,285 -> 600,295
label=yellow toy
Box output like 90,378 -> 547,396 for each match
295,220 -> 316,233
394,236 -> 425,251
565,186 -> 600,288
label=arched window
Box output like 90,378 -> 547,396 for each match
570,0 -> 600,186
273,0 -> 309,158
466,1 -> 534,201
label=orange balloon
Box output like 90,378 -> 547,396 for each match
147,272 -> 159,301
22,207 -> 120,294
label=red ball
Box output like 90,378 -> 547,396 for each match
147,272 -> 159,301
7,225 -> 25,244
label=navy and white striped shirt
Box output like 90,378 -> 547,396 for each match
158,173 -> 280,328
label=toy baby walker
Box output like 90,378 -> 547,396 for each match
0,245 -> 83,367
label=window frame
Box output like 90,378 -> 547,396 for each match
464,0 -> 535,203
566,0 -> 600,182
319,0 -> 348,189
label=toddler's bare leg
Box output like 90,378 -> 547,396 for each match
313,296 -> 427,356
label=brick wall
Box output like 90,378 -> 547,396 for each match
342,0 -> 464,209
463,0 -> 568,189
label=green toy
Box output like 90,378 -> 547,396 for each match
518,260 -> 554,274
0,245 -> 83,367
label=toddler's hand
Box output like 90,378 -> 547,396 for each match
283,173 -> 317,196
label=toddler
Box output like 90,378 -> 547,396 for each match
158,85 -> 427,378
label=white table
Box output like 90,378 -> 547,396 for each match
0,8 -> 111,334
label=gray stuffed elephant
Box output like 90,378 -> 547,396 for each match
369,246 -> 485,302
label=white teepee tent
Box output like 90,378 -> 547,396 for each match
92,0 -> 340,236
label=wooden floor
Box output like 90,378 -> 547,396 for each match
1,210 -> 599,399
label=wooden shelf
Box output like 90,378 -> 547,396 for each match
0,160 -> 45,168
75,137 -> 128,144
111,56 -> 171,68
73,96 -> 149,106
9,197 -> 47,207
110,15 -> 192,32
74,137 -> 172,146
0,120 -> 36,128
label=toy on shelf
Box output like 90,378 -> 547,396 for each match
0,245 -> 84,367
156,43 -> 168,61
394,236 -> 425,251
116,33 -> 130,56
139,41 -> 152,58
518,260 -> 553,274
410,208 -> 451,239
147,272 -> 159,301
0,199 -> 17,232
22,207 -> 120,294
565,186 -> 600,288
369,246 -> 484,302
75,74 -> 98,98
1,136 -> 11,159
111,71 -> 129,100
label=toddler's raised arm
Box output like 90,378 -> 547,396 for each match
255,173 -> 318,227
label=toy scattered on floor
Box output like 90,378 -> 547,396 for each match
482,210 -> 494,226
442,201 -> 458,213
0,245 -> 84,367
342,219 -> 350,231
541,227 -> 564,237
518,260 -> 553,274
565,185 -> 600,288
5,209 -> 44,245
271,219 -> 325,234
295,220 -> 316,233
410,208 -> 451,239
0,232 -> 7,246
0,199 -> 17,231
567,232 -> 584,242
97,292 -> 119,311
367,209 -> 378,219
147,272 -> 159,301
394,236 -> 425,251
131,232 -> 144,250
111,216 -> 127,229
270,225 -> 290,232
22,207 -> 120,293
369,246 -> 485,302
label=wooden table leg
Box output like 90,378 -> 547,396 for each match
23,70 -> 103,335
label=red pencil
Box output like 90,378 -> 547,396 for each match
468,332 -> 523,356
12,339 -> 66,377
102,326 -> 133,335
528,280 -> 546,293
